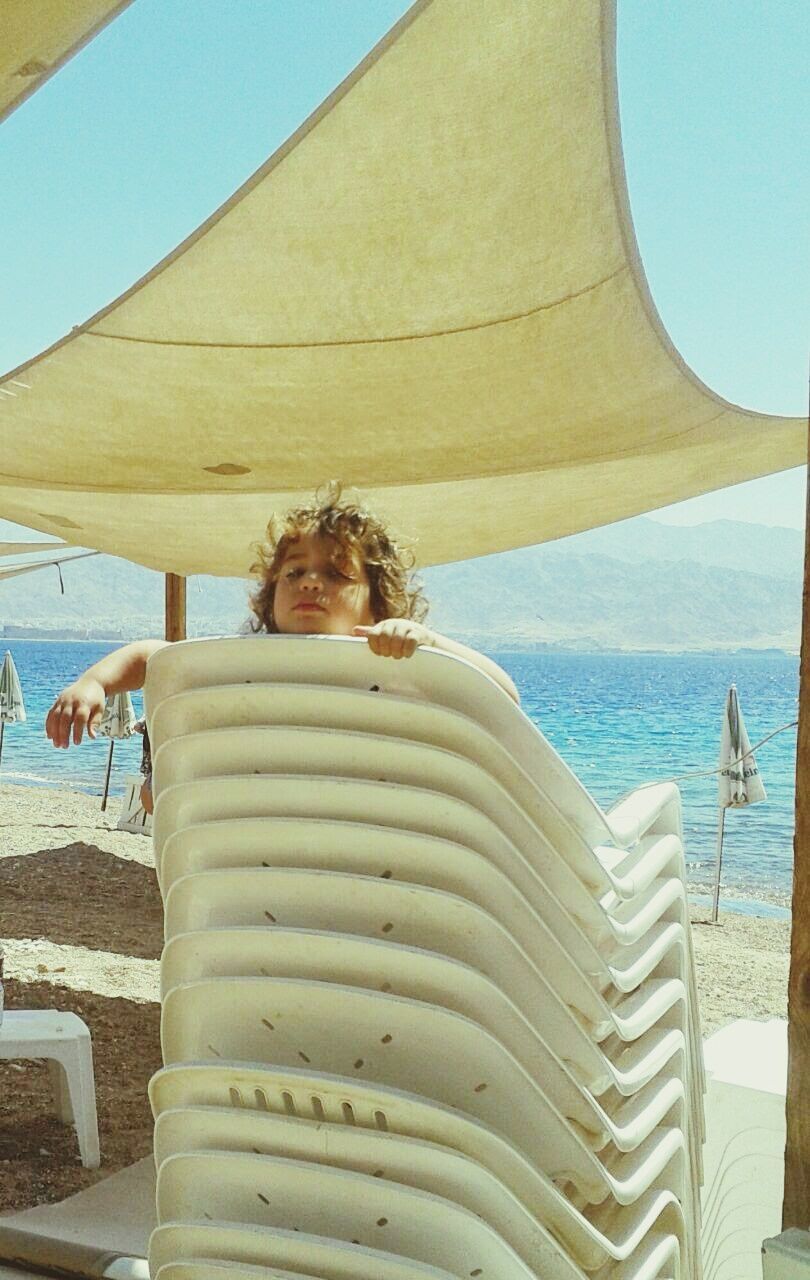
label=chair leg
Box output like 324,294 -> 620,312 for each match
76,1037 -> 101,1169
49,1043 -> 101,1169
46,1058 -> 74,1124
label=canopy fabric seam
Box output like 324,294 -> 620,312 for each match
85,266 -> 628,350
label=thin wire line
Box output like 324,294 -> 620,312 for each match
612,718 -> 798,806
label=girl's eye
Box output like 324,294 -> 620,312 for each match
284,567 -> 303,580
330,566 -> 354,581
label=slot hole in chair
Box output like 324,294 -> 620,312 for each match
311,1095 -> 325,1121
281,1091 -> 297,1117
381,1033 -> 392,1044
254,1088 -> 269,1111
471,1270 -> 483,1277
264,909 -> 277,923
228,1087 -> 243,1107
257,1193 -> 270,1206
474,1082 -> 488,1093
374,1110 -> 388,1131
377,1217 -> 388,1227
298,1050 -> 311,1063
381,921 -> 394,933
342,1101 -> 356,1125
261,1018 -> 275,1031
206,1043 -> 221,1058
380,870 -> 392,878
380,982 -> 392,993
354,1058 -> 364,1069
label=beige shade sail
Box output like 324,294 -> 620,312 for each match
0,1 -> 133,126
0,551 -> 97,583
0,541 -> 72,558
0,0 -> 802,578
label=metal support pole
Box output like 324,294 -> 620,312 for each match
100,739 -> 114,812
710,806 -> 726,924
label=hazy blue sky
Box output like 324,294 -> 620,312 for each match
1,0 -> 807,530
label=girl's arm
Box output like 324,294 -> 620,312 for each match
46,639 -> 169,748
353,621 -> 520,704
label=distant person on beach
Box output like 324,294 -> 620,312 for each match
45,485 -> 520,811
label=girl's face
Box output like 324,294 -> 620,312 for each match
272,530 -> 376,635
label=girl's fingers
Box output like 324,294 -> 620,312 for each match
72,705 -> 90,746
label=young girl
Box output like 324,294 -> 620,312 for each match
45,488 -> 519,797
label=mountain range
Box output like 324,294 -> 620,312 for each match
0,516 -> 803,653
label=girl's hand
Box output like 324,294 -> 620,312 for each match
353,620 -> 435,660
45,676 -> 106,748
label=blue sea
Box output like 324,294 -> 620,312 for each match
1,640 -> 798,914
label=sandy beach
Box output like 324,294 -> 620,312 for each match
0,780 -> 792,1212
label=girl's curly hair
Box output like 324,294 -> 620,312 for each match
247,483 -> 428,633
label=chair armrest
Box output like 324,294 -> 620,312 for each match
606,782 -> 682,847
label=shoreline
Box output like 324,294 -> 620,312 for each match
0,778 -> 794,919
2,635 -> 799,658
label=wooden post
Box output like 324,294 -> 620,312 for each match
783,400 -> 810,1228
165,573 -> 186,642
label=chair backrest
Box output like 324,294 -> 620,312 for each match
153,1105 -> 584,1280
161,924 -> 682,1147
150,681 -> 605,891
149,1062 -> 685,1274
155,1149 -> 552,1280
153,774 -> 604,979
145,637 -> 613,846
161,975 -> 690,1206
162,866 -> 617,1041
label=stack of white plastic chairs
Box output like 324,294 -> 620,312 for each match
145,635 -> 705,1280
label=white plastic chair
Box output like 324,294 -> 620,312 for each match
149,681 -> 686,902
162,867 -> 687,1066
155,1103 -> 689,1280
145,638 -> 687,897
161,925 -> 690,1155
0,1009 -> 100,1167
150,1062 -> 685,1274
153,724 -> 689,965
145,638 -> 702,1278
152,772 -> 702,1154
159,819 -> 690,1097
145,650 -> 701,1111
151,723 -> 700,1078
161,975 -> 691,1210
156,1148 -> 558,1279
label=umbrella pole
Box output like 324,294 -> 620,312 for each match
782,388 -> 810,1226
0,720 -> 4,769
710,806 -> 726,924
101,739 -> 114,812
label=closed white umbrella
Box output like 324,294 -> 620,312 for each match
97,691 -> 137,812
711,684 -> 767,921
0,650 -> 26,769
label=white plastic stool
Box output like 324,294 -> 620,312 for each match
0,1010 -> 100,1168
